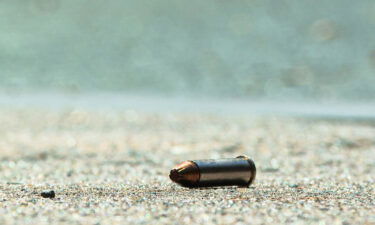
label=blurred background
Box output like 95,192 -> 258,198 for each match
1,0 -> 375,103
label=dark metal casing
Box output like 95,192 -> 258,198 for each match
191,156 -> 256,187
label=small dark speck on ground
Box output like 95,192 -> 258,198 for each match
41,190 -> 56,199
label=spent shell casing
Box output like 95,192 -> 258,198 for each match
169,156 -> 256,188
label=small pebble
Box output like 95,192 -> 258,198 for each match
41,190 -> 55,199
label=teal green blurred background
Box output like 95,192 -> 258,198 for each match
1,0 -> 375,101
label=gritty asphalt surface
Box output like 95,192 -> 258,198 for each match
0,109 -> 374,224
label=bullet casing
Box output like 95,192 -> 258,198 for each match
170,156 -> 256,188
193,157 -> 255,187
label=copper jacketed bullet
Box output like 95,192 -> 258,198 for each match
169,156 -> 256,188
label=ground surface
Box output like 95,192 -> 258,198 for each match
0,108 -> 374,224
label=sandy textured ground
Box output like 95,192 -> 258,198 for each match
0,108 -> 374,224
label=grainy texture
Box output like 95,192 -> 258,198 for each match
0,109 -> 374,225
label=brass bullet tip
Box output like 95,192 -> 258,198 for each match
169,161 -> 200,187
169,169 -> 181,182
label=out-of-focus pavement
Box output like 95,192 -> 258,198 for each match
0,106 -> 374,224
2,0 -> 375,102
